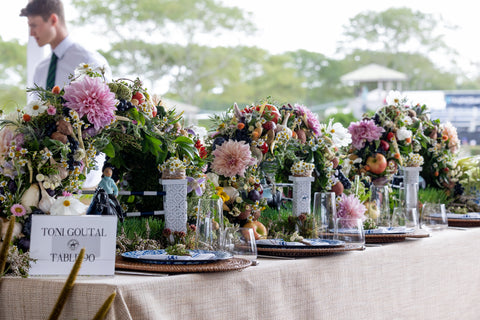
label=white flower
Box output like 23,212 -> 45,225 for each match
24,100 -> 47,116
206,172 -> 219,187
386,90 -> 405,105
396,127 -> 412,141
74,63 -> 101,80
322,120 -> 352,147
342,157 -> 362,176
50,196 -> 88,216
36,174 -> 45,182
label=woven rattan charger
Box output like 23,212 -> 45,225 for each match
115,256 -> 252,274
256,243 -> 364,258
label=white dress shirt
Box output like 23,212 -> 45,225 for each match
33,35 -> 112,89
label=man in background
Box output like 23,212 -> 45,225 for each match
20,0 -> 111,188
20,0 -> 111,90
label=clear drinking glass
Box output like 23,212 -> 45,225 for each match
391,207 -> 407,228
312,192 -> 337,240
335,218 -> 365,247
223,227 -> 257,264
421,203 -> 448,231
370,185 -> 390,227
196,198 -> 224,250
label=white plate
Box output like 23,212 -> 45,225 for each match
256,239 -> 345,248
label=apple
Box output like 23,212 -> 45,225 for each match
366,153 -> 387,175
132,91 -> 145,104
379,140 -> 389,151
262,120 -> 276,131
243,220 -> 268,240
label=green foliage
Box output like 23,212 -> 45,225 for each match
418,187 -> 450,204
118,217 -> 165,241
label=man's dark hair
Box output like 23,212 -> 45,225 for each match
20,0 -> 66,25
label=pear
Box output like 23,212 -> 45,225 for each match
38,183 -> 56,214
20,183 -> 40,213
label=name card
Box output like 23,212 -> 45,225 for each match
29,215 -> 117,276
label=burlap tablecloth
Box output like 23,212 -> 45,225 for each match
1,228 -> 480,320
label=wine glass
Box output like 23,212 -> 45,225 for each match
312,192 -> 337,240
223,227 -> 257,265
421,203 -> 448,231
195,198 -> 224,250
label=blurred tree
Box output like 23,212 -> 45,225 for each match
0,37 -> 27,113
71,0 -> 256,106
338,7 -> 457,57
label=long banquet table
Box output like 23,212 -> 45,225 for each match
1,227 -> 480,320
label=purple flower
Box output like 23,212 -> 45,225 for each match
294,104 -> 321,136
348,119 -> 385,150
186,176 -> 206,196
63,76 -> 117,130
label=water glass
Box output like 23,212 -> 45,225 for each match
370,185 -> 390,227
391,207 -> 407,228
335,218 -> 365,247
223,227 -> 257,264
196,198 -> 224,250
312,192 -> 337,240
405,207 -> 419,229
421,203 -> 448,231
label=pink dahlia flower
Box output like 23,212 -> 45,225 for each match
211,139 -> 256,177
337,193 -> 366,228
63,76 -> 117,130
348,119 -> 385,150
294,104 -> 321,136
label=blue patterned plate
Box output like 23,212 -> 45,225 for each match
256,238 -> 345,249
121,249 -> 233,265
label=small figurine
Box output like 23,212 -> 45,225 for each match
87,166 -> 124,222
97,167 -> 118,196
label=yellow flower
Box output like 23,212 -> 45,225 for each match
215,187 -> 230,203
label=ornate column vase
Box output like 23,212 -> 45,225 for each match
289,176 -> 315,216
160,178 -> 187,233
401,166 -> 422,212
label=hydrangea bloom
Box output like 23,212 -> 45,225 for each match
211,139 -> 256,177
294,104 -> 321,136
63,76 -> 117,130
348,119 -> 385,150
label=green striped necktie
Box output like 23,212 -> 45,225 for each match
46,53 -> 58,90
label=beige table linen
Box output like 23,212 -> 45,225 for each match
1,228 -> 480,320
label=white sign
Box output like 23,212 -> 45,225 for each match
29,215 -> 117,276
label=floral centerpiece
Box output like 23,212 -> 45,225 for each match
344,91 -> 428,187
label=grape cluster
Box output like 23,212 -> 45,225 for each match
44,121 -> 57,137
116,99 -> 135,112
336,167 -> 351,189
233,127 -> 252,144
66,135 -> 80,171
454,182 -> 464,196
212,137 -> 226,150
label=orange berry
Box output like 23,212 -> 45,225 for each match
237,123 -> 245,130
364,165 -> 371,171
394,153 -> 401,159
22,114 -> 31,122
442,135 -> 448,141
434,171 -> 439,177
405,137 -> 412,143
52,86 -> 61,94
